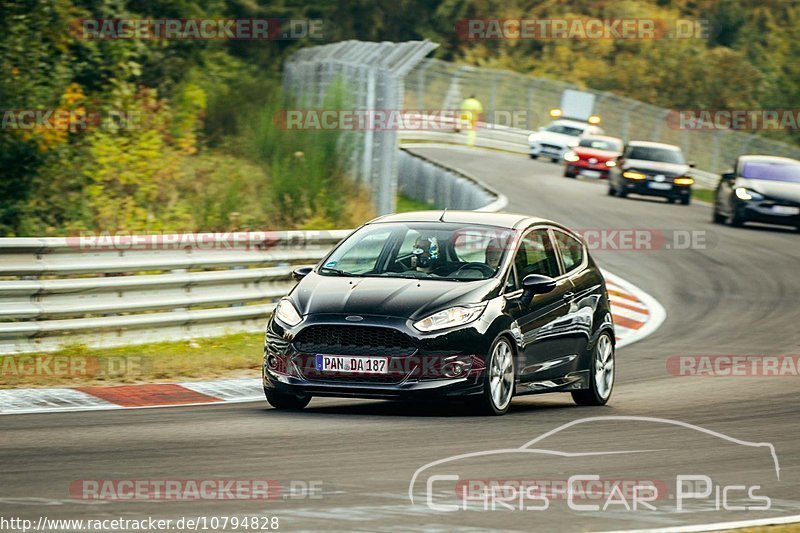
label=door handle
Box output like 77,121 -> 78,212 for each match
562,292 -> 575,301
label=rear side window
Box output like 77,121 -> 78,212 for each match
554,231 -> 585,273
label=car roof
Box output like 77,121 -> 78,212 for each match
738,155 -> 800,165
627,140 -> 682,150
369,210 -> 556,230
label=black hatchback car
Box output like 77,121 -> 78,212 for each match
713,155 -> 800,230
263,211 -> 616,415
608,141 -> 695,204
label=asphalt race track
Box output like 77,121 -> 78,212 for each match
2,146 -> 799,532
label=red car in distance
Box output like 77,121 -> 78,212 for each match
563,135 -> 624,179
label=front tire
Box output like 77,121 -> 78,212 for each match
681,196 -> 691,205
472,336 -> 515,415
265,388 -> 311,410
572,332 -> 615,406
712,206 -> 726,223
564,165 -> 577,178
727,208 -> 744,227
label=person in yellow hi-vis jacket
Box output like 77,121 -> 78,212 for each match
459,94 -> 483,146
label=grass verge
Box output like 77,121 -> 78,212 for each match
1,332 -> 263,389
397,194 -> 436,212
692,187 -> 716,204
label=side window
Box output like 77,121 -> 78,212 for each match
510,229 -> 560,289
554,231 -> 585,274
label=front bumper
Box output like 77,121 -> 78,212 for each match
530,142 -> 569,159
737,201 -> 800,227
262,314 -> 491,400
620,178 -> 691,199
568,161 -> 612,178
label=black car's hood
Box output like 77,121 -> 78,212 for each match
740,178 -> 800,203
623,159 -> 689,177
291,273 -> 500,320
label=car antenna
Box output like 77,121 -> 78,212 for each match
438,208 -> 448,222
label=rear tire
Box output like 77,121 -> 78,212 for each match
572,332 -> 615,406
265,389 -> 311,410
530,154 -> 538,160
681,196 -> 691,205
667,197 -> 676,204
471,336 -> 516,415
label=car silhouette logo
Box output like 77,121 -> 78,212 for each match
655,174 -> 666,182
589,158 -> 598,164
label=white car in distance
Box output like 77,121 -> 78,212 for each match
528,119 -> 605,162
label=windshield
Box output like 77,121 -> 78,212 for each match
319,222 -> 515,281
628,146 -> 686,164
546,124 -> 584,136
579,137 -> 622,151
742,161 -> 800,183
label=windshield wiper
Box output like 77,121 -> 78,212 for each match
319,267 -> 360,277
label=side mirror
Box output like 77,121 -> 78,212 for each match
721,171 -> 735,182
519,274 -> 557,306
688,161 -> 696,168
292,265 -> 314,282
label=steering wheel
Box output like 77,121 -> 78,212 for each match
451,262 -> 496,278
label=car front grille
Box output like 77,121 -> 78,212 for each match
292,325 -> 416,357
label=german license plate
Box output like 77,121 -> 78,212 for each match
316,355 -> 388,374
580,170 -> 602,178
648,182 -> 672,190
772,205 -> 800,215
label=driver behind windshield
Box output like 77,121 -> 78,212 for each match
411,234 -> 444,274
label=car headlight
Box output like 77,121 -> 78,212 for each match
674,177 -> 694,185
414,303 -> 487,332
274,298 -> 302,327
735,187 -> 764,201
564,151 -> 580,162
622,170 -> 646,180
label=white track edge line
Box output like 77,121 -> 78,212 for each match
597,512 -> 800,533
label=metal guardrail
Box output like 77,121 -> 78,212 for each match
0,232 -> 349,354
